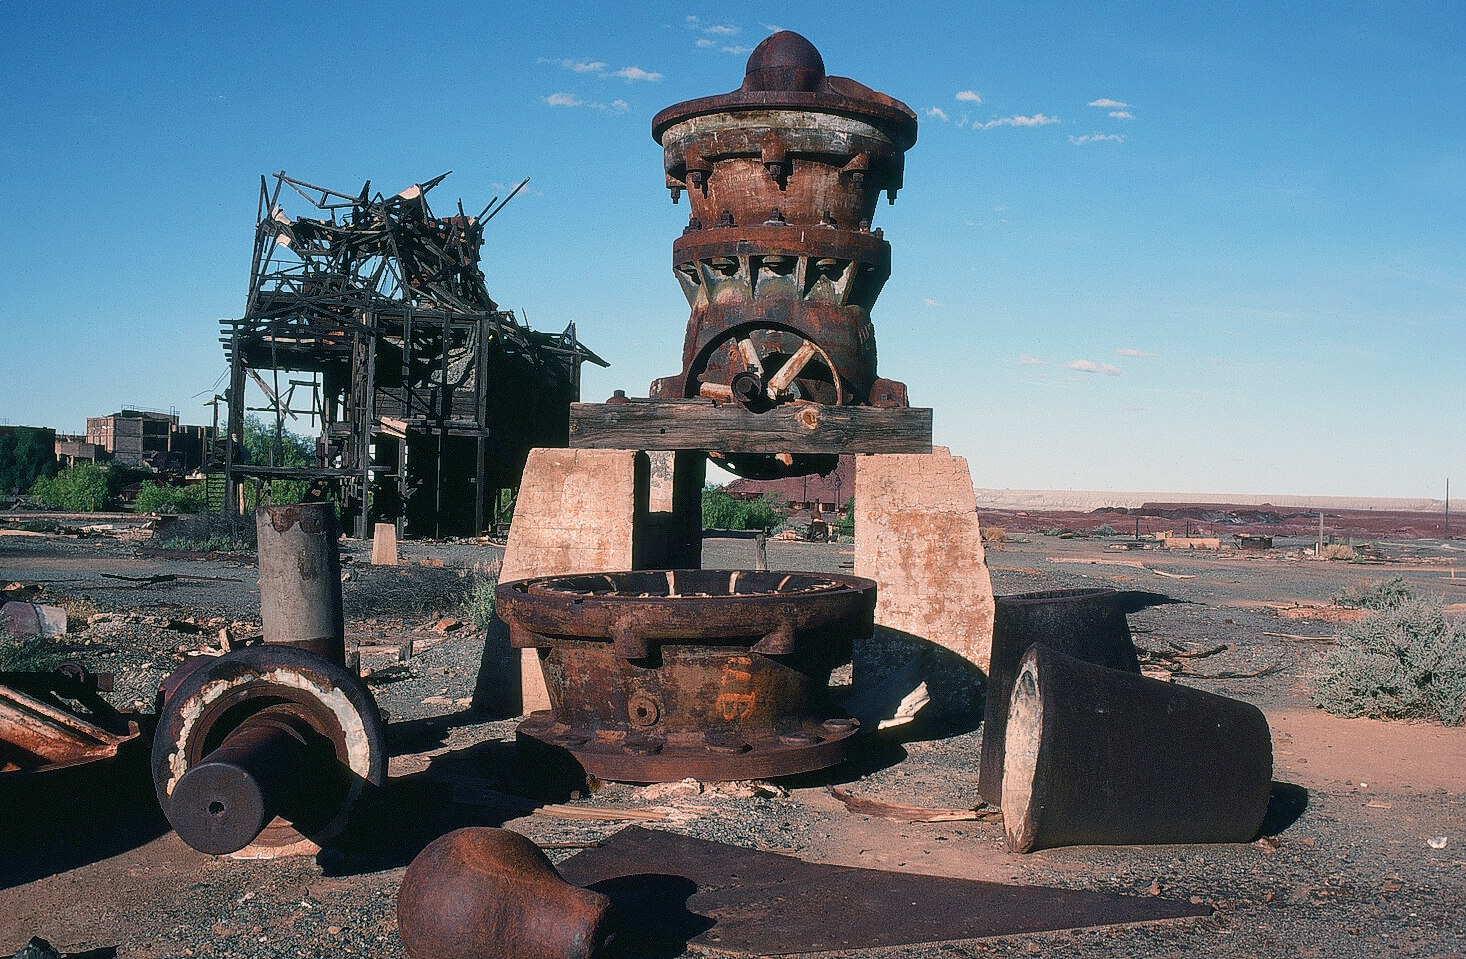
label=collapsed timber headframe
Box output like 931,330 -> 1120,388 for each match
222,172 -> 607,538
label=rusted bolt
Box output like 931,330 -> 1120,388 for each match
627,693 -> 662,727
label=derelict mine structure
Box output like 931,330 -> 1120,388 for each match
222,172 -> 606,538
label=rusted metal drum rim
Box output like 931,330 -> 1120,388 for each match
498,570 -> 876,644
152,645 -> 387,853
519,710 -> 861,783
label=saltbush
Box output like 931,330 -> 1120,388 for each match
1313,582 -> 1466,726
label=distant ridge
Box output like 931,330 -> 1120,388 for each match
972,489 -> 1446,513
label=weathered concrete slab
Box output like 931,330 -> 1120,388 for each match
854,448 -> 994,716
501,449 -> 641,712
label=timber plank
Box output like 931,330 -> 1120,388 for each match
569,400 -> 932,453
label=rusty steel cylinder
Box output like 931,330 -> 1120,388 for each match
256,503 -> 345,662
650,31 -> 918,478
977,588 -> 1140,806
152,645 -> 387,855
398,827 -> 613,959
1002,645 -> 1273,853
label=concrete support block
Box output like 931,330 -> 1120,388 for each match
854,448 -> 995,718
371,522 -> 399,566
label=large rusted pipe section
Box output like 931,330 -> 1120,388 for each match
1002,645 -> 1273,853
256,503 -> 345,662
152,645 -> 386,855
499,570 -> 874,782
977,588 -> 1140,806
650,31 -> 918,478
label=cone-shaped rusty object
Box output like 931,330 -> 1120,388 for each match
398,827 -> 614,959
977,588 -> 1139,806
651,31 -> 918,479
1002,645 -> 1273,853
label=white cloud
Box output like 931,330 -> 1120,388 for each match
1019,355 -> 1048,366
1069,133 -> 1125,144
925,106 -> 950,122
1108,110 -> 1134,119
704,24 -> 739,36
1066,359 -> 1123,375
566,59 -> 606,73
612,66 -> 662,82
924,298 -> 945,308
696,38 -> 714,48
955,90 -> 982,103
978,113 -> 1059,129
1088,98 -> 1128,108
722,45 -> 750,55
1117,348 -> 1155,357
760,22 -> 784,33
543,92 -> 628,113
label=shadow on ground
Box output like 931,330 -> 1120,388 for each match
0,743 -> 169,891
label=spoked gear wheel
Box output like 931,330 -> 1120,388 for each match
693,326 -> 844,410
691,326 -> 843,479
151,645 -> 386,855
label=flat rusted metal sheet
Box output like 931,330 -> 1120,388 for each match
556,826 -> 1211,956
0,683 -> 138,775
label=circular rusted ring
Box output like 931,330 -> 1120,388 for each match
499,570 -> 876,646
151,645 -> 386,850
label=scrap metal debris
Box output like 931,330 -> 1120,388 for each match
827,786 -> 999,823
553,826 -> 1212,956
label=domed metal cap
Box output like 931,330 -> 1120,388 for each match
742,31 -> 826,92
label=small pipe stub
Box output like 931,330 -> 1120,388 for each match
398,827 -> 614,959
255,503 -> 345,663
1002,645 -> 1273,853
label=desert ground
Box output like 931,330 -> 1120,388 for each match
1,521 -> 1463,958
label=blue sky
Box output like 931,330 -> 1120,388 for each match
0,2 -> 1460,499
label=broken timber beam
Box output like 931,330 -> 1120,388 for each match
568,399 -> 932,454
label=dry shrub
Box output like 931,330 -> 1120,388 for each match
1319,543 -> 1358,561
1313,582 -> 1466,726
981,526 -> 1006,551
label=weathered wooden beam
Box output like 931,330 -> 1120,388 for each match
569,400 -> 933,454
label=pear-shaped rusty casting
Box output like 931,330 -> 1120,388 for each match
398,827 -> 614,959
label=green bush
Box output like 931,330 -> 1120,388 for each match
29,463 -> 119,512
701,487 -> 786,531
134,481 -> 208,514
1313,583 -> 1466,726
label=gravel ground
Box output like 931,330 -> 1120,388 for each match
1,530 -> 1463,957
